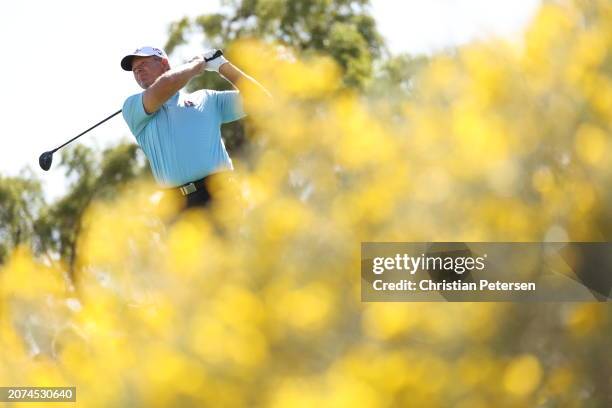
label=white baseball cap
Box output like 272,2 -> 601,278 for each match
121,46 -> 168,71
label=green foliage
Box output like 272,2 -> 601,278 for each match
368,53 -> 431,100
51,143 -> 146,272
327,21 -> 372,88
0,173 -> 43,264
164,17 -> 191,56
165,0 -> 383,89
0,143 -> 149,276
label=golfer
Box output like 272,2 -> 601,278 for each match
121,46 -> 269,210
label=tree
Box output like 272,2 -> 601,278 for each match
166,0 -> 383,88
164,0 -> 385,152
32,143 -> 149,279
367,53 -> 430,101
0,173 -> 44,264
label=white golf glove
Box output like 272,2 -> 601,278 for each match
203,49 -> 228,72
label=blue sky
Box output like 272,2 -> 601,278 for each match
0,0 -> 540,200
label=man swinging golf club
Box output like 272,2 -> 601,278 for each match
120,46 -> 270,210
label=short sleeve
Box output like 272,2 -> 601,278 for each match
122,93 -> 154,137
213,90 -> 246,124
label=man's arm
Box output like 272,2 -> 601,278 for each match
219,62 -> 272,100
142,56 -> 205,114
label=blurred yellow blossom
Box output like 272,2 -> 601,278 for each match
1,0 -> 611,406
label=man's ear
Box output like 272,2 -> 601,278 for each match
161,58 -> 171,71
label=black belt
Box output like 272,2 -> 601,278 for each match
176,172 -> 230,196
178,179 -> 206,196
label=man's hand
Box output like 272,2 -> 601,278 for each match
187,55 -> 207,74
202,49 -> 229,72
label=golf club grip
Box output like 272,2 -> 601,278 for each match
53,109 -> 123,152
204,50 -> 223,62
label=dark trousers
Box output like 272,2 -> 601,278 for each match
184,184 -> 213,210
177,172 -> 235,213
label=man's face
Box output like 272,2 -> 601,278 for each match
131,56 -> 167,89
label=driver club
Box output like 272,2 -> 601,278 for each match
39,109 -> 123,171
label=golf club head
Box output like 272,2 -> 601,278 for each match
39,151 -> 54,171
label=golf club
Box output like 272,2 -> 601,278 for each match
39,109 -> 123,171
38,49 -> 225,171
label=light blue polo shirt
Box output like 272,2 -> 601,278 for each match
122,89 -> 245,187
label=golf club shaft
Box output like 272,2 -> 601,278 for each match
52,109 -> 123,152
